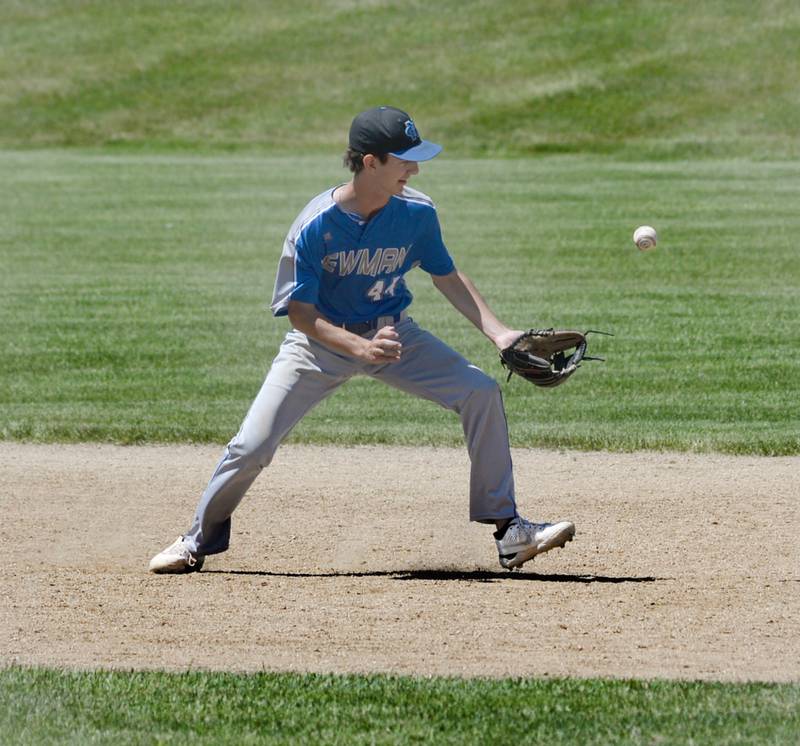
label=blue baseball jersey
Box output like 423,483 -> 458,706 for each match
271,185 -> 455,323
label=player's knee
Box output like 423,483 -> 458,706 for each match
471,370 -> 501,398
227,433 -> 278,471
458,370 -> 503,412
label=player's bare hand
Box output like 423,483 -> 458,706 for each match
362,326 -> 402,363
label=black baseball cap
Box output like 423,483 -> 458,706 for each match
348,106 -> 442,162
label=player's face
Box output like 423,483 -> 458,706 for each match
375,155 -> 419,195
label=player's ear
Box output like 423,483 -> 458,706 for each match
362,153 -> 378,172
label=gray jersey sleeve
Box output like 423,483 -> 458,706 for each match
270,189 -> 335,317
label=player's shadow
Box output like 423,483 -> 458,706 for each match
206,569 -> 660,584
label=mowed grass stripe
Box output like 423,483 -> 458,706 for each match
1,667 -> 798,745
2,1 -> 799,158
2,152 -> 799,453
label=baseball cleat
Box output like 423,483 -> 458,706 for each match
149,536 -> 205,574
495,517 -> 575,570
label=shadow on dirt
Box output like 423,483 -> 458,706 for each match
205,569 -> 661,584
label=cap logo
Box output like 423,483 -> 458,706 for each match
404,119 -> 419,143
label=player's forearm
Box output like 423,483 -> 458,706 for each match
287,300 -> 402,363
287,300 -> 365,357
432,270 -> 513,348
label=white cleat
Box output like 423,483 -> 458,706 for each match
149,536 -> 205,574
495,517 -> 575,570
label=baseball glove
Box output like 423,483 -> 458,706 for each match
499,328 -> 609,388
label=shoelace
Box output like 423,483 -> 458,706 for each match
514,519 -> 546,541
169,537 -> 197,565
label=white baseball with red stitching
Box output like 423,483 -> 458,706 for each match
633,225 -> 658,251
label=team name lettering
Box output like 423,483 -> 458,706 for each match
322,247 -> 408,277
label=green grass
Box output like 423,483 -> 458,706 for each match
1,0 -> 798,158
1,667 -> 798,745
2,151 -> 799,454
2,2 -> 799,453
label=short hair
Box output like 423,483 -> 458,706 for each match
343,148 -> 388,174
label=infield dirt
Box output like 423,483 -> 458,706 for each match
1,443 -> 797,682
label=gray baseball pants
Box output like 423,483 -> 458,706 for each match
184,317 -> 517,555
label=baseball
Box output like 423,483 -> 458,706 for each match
633,225 -> 657,251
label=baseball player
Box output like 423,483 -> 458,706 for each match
150,106 -> 575,574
